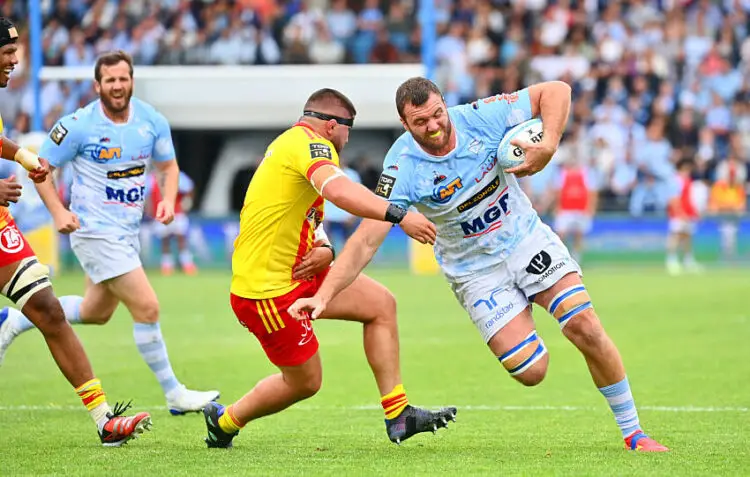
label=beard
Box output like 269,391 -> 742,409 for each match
408,120 -> 452,155
101,88 -> 132,114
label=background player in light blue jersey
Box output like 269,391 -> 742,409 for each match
291,77 -> 668,452
0,51 -> 219,415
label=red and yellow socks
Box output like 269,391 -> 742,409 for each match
381,384 -> 409,420
75,378 -> 111,430
218,405 -> 243,434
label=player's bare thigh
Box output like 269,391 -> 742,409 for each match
79,274 -> 120,324
317,273 -> 395,324
104,267 -> 160,324
531,272 -> 600,345
486,306 -> 549,386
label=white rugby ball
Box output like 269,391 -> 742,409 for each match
496,118 -> 544,169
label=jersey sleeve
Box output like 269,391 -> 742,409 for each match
152,112 -> 176,162
374,146 -> 413,209
288,135 -> 340,181
39,115 -> 81,168
469,88 -> 533,131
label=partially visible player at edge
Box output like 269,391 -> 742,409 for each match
0,50 -> 219,415
291,77 -> 668,452
0,19 -> 151,446
202,88 -> 454,449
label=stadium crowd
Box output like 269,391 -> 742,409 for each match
0,0 -> 748,215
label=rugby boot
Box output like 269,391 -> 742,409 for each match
624,430 -> 669,452
203,401 -> 238,448
385,405 -> 457,445
167,384 -> 220,415
100,400 -> 153,447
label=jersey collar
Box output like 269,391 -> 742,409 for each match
97,99 -> 134,126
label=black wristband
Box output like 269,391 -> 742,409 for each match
385,203 -> 407,224
320,243 -> 335,260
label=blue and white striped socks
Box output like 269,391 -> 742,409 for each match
4,295 -> 82,332
133,322 -> 181,396
599,377 -> 641,437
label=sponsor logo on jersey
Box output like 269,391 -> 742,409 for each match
309,143 -> 332,160
459,187 -> 510,237
431,177 -> 463,204
0,224 -> 24,254
87,145 -> 122,163
476,152 -> 498,183
49,123 -> 68,145
375,174 -> 396,199
107,166 -> 146,179
105,185 -> 146,205
457,176 -> 501,213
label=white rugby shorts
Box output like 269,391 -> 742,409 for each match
554,211 -> 592,235
152,213 -> 190,239
70,234 -> 142,284
450,222 -> 582,343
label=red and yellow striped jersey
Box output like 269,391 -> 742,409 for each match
0,112 -> 12,229
230,122 -> 339,299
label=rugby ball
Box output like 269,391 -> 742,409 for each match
496,118 -> 544,169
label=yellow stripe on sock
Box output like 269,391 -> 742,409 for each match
255,301 -> 273,334
381,384 -> 409,419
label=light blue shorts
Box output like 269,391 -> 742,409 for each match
70,234 -> 142,284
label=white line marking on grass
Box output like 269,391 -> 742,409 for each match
0,404 -> 746,412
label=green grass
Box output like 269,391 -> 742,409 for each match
0,268 -> 747,476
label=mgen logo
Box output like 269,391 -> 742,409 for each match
431,177 -> 463,204
107,166 -> 146,180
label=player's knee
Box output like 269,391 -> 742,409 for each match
498,330 -> 548,386
371,287 -> 397,324
562,309 -> 605,350
514,357 -> 548,387
293,370 -> 322,399
133,300 -> 160,324
22,290 -> 67,335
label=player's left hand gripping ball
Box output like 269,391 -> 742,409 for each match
504,138 -> 556,178
155,200 -> 175,225
27,158 -> 50,184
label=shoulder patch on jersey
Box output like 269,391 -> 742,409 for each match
375,174 -> 396,199
50,123 -> 69,145
309,143 -> 332,160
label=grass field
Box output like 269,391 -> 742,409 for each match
0,268 -> 747,476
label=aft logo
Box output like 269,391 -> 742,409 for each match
105,185 -> 145,204
459,187 -> 510,237
90,145 -> 122,163
431,177 -> 463,204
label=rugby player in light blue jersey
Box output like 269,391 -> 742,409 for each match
291,77 -> 668,452
0,51 -> 219,415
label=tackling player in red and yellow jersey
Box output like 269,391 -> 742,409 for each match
0,18 -> 151,446
204,88 -> 455,448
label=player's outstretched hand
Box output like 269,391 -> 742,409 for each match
155,200 -> 175,225
54,209 -> 80,234
0,176 -> 22,207
289,295 -> 328,321
293,246 -> 334,280
504,139 -> 557,177
28,158 -> 50,184
399,212 -> 436,245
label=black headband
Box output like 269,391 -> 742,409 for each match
303,110 -> 354,128
0,18 -> 18,48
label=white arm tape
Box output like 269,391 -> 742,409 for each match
313,167 -> 347,196
314,222 -> 330,244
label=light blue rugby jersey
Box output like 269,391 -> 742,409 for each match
376,89 -> 540,282
39,97 -> 176,238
